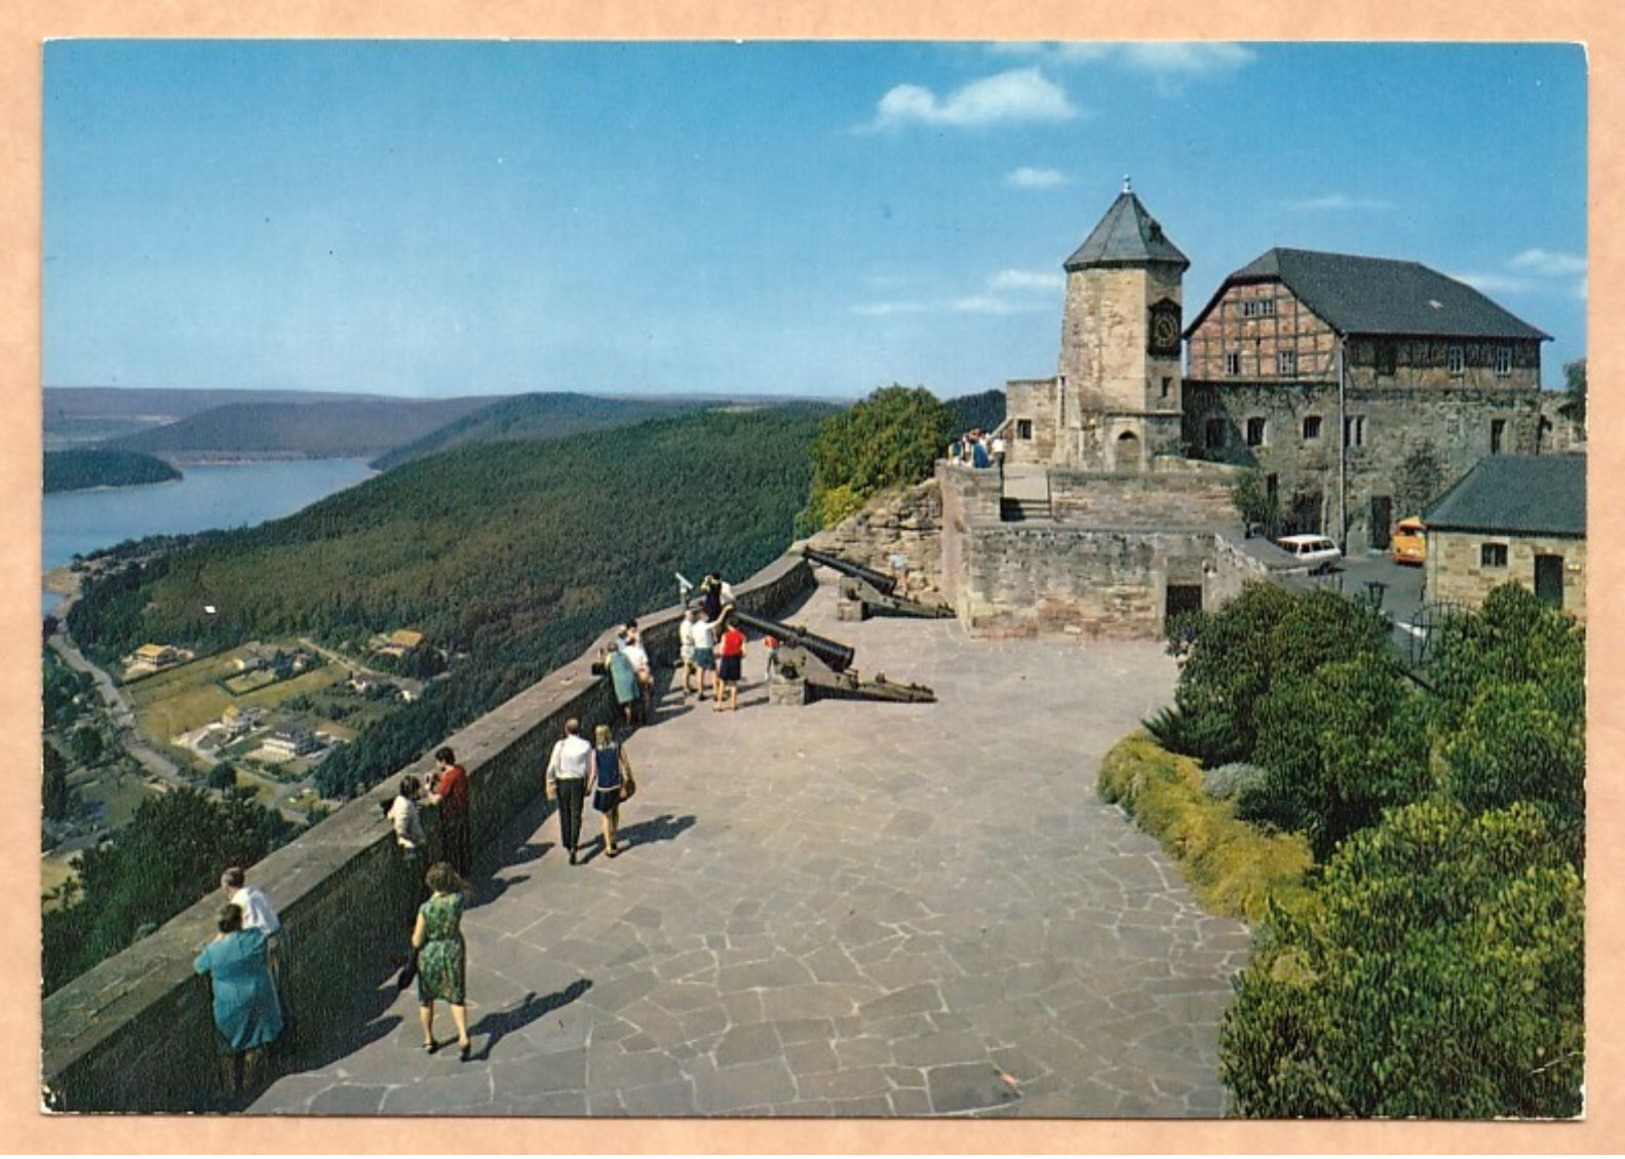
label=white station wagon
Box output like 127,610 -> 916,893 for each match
1276,534 -> 1342,574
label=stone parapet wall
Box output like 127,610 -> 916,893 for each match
41,552 -> 815,1112
1047,466 -> 1243,531
955,526 -> 1249,640
805,478 -> 943,597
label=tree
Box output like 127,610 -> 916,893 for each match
43,744 -> 74,822
1229,470 -> 1280,537
1220,799 -> 1583,1118
207,761 -> 238,791
1392,438 -> 1447,521
70,726 -> 104,766
801,385 -> 957,531
1564,357 -> 1586,431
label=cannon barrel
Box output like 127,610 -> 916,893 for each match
727,607 -> 855,674
801,546 -> 898,597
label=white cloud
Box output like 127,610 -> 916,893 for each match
850,301 -> 929,317
1284,193 -> 1395,212
1451,271 -> 1536,295
989,268 -> 1065,293
1509,248 -> 1588,277
865,68 -> 1078,131
951,295 -> 1034,315
1006,166 -> 1067,190
987,41 -> 1254,92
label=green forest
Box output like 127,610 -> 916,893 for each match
68,404 -> 834,801
44,449 -> 181,494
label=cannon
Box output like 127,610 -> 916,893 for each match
724,607 -> 935,704
800,546 -> 954,620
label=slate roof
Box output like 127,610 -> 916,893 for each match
1423,454 -> 1586,537
1187,248 -> 1550,340
1064,190 -> 1190,272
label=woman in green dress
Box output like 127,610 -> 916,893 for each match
412,861 -> 473,1060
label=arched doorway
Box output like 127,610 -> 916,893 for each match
1115,430 -> 1142,472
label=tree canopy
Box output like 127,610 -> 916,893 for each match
801,385 -> 957,531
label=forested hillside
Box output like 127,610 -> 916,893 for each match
947,388 -> 1006,435
44,449 -> 182,494
69,404 -> 834,797
370,391 -> 708,470
109,397 -> 496,460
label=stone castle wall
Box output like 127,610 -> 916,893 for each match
805,477 -> 943,596
41,554 -> 816,1112
1046,464 -> 1242,530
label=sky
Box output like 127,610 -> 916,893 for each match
41,40 -> 1588,399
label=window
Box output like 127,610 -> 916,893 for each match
1375,342 -> 1397,377
1204,418 -> 1226,450
1302,415 -> 1322,440
1447,345 -> 1464,375
1224,351 -> 1242,376
1481,543 -> 1508,568
1495,346 -> 1513,376
1277,350 -> 1297,376
1240,299 -> 1276,318
1343,415 -> 1366,448
1245,417 -> 1266,448
1160,376 -> 1172,400
1016,418 -> 1033,440
1490,418 -> 1506,454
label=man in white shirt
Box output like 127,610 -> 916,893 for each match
621,623 -> 654,721
546,718 -> 594,865
221,865 -> 280,938
678,608 -> 699,696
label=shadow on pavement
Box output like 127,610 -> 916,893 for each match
469,978 -> 593,1061
615,812 -> 696,850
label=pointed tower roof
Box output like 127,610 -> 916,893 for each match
1063,181 -> 1190,272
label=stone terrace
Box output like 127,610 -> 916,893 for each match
249,579 -> 1252,1118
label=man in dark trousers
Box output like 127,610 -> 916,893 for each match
429,746 -> 472,878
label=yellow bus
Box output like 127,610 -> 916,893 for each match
1391,517 -> 1426,566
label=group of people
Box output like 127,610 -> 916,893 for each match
949,428 -> 1004,470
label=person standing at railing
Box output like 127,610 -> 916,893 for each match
195,902 -> 284,1096
428,747 -> 472,879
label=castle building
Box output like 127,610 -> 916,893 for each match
1181,247 -> 1549,549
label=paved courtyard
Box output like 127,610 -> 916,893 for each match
250,580 -> 1253,1118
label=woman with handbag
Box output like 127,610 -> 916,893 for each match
588,724 -> 635,859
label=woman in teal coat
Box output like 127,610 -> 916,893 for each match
195,902 -> 284,1093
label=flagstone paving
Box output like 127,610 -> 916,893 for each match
249,580 -> 1252,1118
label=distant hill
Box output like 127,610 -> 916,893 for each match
369,391 -> 708,470
44,449 -> 183,494
67,403 -> 837,798
107,397 -> 497,462
43,387 -> 395,450
947,389 -> 1007,435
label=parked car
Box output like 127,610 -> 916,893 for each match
1391,517 -> 1426,566
1277,533 -> 1342,574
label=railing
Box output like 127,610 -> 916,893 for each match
41,551 -> 816,1112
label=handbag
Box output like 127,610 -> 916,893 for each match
620,769 -> 637,802
395,950 -> 418,992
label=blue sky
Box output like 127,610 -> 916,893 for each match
42,40 -> 1587,398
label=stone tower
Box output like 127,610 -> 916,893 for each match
1057,179 -> 1190,471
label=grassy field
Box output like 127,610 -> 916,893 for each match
69,764 -> 159,829
41,854 -> 79,911
127,644 -> 345,740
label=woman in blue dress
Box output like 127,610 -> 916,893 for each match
413,861 -> 473,1061
588,723 -> 633,858
194,902 -> 284,1093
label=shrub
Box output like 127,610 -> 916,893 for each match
1098,733 -> 1313,923
801,384 -> 957,531
1203,762 -> 1269,802
1220,798 -> 1584,1118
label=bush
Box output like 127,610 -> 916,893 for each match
1098,733 -> 1313,923
801,384 -> 957,531
1246,654 -> 1434,860
1220,798 -> 1584,1118
1203,762 -> 1269,802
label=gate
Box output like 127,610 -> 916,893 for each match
1404,600 -> 1470,670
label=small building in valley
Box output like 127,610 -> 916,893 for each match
1422,453 -> 1586,620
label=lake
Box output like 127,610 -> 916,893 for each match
42,459 -> 377,611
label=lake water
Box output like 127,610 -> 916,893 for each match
42,459 -> 377,612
